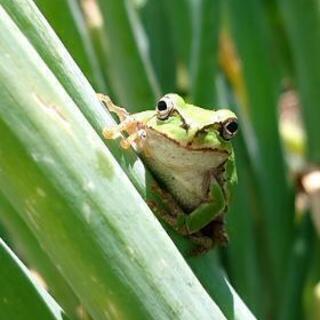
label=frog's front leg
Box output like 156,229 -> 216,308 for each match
153,180 -> 226,238
184,179 -> 226,234
97,93 -> 129,121
97,93 -> 146,149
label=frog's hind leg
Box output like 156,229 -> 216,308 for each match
184,180 -> 226,234
188,216 -> 228,255
188,234 -> 214,255
202,214 -> 229,246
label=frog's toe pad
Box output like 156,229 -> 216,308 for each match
103,127 -> 119,139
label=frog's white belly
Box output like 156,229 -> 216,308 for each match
140,129 -> 229,211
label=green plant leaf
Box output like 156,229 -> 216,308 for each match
187,251 -> 256,320
216,76 -> 264,318
278,214 -> 315,320
96,0 -> 160,108
0,4 -> 226,319
34,0 -> 107,92
162,0 -> 192,71
227,0 -> 293,300
1,1 -> 257,318
0,192 -> 85,320
276,1 -> 320,317
0,238 -> 70,320
190,0 -> 221,106
277,0 -> 320,161
139,0 -> 176,93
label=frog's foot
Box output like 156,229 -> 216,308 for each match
187,217 -> 228,255
103,120 -> 146,149
98,93 -> 147,149
212,221 -> 229,246
118,129 -> 147,150
188,234 -> 214,255
201,215 -> 229,246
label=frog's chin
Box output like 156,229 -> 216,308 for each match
186,139 -> 226,152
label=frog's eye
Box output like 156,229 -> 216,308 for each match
221,118 -> 238,140
156,97 -> 174,120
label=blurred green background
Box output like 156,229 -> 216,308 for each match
0,0 -> 320,319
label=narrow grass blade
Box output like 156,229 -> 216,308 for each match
190,0 -> 221,106
96,0 -> 160,108
227,0 -> 293,298
0,5 -> 225,319
0,238 -> 69,320
162,0 -> 192,70
34,0 -> 107,92
304,241 -> 320,320
187,251 -> 256,320
165,227 -> 257,320
277,0 -> 320,162
217,77 -> 264,318
80,0 -> 114,95
140,0 -> 176,93
278,214 -> 315,320
277,2 -> 320,318
226,139 -> 264,318
0,192 -> 85,320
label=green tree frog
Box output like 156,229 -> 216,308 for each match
99,93 -> 238,252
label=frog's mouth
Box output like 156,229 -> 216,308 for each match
145,115 -> 238,152
147,126 -> 230,154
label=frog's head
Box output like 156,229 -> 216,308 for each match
143,94 -> 238,153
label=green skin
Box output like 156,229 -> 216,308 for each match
102,93 -> 238,250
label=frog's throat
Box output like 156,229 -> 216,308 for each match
146,127 -> 230,154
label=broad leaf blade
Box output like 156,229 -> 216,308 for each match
0,4 -> 225,319
1,1 -> 257,318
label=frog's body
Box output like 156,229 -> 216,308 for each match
100,93 -> 238,252
139,118 -> 231,212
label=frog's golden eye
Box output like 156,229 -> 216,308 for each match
156,96 -> 174,120
221,118 -> 238,140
